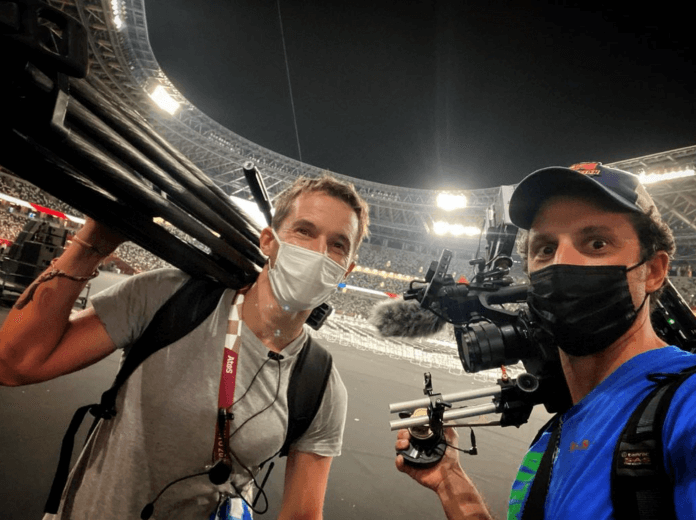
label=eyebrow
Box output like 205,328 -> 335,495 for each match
292,219 -> 353,250
530,225 -> 619,245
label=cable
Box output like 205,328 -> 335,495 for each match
277,0 -> 303,164
445,427 -> 478,456
222,355 -> 284,515
141,354 -> 283,518
229,354 -> 283,441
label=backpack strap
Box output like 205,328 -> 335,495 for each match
94,277 -> 226,420
247,335 -> 334,509
612,364 -> 696,520
45,276 -> 226,514
521,414 -> 562,520
280,335 -> 333,457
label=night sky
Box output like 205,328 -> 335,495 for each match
144,1 -> 694,191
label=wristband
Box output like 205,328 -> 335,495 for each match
13,258 -> 100,310
71,235 -> 111,257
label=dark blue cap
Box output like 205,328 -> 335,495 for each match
509,162 -> 656,230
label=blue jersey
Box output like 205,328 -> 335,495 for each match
508,346 -> 696,520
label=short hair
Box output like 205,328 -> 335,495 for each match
516,196 -> 675,310
271,174 -> 370,256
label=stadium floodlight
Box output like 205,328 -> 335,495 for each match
148,85 -> 180,115
111,0 -> 124,30
449,224 -> 467,236
433,221 -> 480,237
433,220 -> 450,235
436,192 -> 467,211
638,168 -> 696,185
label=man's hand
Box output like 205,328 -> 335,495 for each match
395,427 -> 462,492
75,217 -> 128,257
395,428 -> 495,520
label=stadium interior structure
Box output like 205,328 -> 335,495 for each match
2,0 -> 696,375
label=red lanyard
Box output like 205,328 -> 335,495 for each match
212,289 -> 246,465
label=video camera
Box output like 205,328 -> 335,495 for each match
389,186 -> 696,468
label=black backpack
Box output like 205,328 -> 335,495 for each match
45,277 -> 333,514
523,364 -> 696,520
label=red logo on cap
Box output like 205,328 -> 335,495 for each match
570,162 -> 602,176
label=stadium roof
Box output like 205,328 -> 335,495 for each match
40,0 -> 696,251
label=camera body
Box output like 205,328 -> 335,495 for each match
405,247 -> 572,415
394,189 -> 696,468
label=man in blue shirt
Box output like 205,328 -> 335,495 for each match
395,163 -> 696,519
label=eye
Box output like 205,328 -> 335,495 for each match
589,239 -> 608,251
533,243 -> 555,258
332,242 -> 350,257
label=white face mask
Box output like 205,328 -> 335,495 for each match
267,228 -> 348,312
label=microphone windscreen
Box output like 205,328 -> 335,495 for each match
369,298 -> 448,338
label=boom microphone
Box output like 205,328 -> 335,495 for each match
369,298 -> 448,338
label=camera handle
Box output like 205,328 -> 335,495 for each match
391,372 -> 540,466
395,373 -> 452,468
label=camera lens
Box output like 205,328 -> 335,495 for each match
456,321 -> 524,372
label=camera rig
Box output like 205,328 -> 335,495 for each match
391,186 -> 696,467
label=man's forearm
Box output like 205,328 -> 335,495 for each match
0,239 -> 105,383
436,468 -> 496,520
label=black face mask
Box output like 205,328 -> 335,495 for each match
527,261 -> 649,357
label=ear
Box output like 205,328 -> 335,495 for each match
259,227 -> 276,257
645,251 -> 670,293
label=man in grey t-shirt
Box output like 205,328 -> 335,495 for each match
0,175 -> 371,519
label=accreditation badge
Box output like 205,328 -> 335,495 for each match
209,497 -> 253,520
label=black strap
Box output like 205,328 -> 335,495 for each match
611,364 -> 696,520
45,277 -> 334,513
95,277 -> 226,420
45,276 -> 226,514
521,415 -> 562,520
280,335 -> 333,457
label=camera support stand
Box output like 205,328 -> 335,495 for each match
391,371 -> 541,467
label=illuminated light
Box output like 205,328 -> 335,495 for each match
437,192 -> 467,211
343,284 -> 392,297
462,226 -> 481,236
433,221 -> 481,237
448,224 -> 466,236
0,192 -> 32,208
111,0 -> 124,29
638,168 -> 695,185
149,85 -> 180,115
433,221 -> 450,235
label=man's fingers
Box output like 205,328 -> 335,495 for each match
395,453 -> 406,472
395,438 -> 410,451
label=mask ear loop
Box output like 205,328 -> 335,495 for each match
626,257 -> 649,273
267,228 -> 283,271
626,256 -> 655,316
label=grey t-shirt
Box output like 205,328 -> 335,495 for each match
49,268 -> 347,520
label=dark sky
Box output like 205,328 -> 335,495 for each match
144,1 -> 695,191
